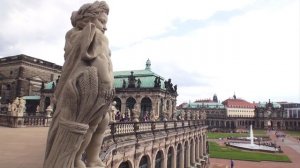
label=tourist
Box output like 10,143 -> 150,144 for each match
230,159 -> 234,168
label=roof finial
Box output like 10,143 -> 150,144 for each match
145,58 -> 151,70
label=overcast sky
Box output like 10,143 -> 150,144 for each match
0,0 -> 299,104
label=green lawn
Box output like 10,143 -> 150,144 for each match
208,129 -> 267,139
209,141 -> 290,162
284,130 -> 300,138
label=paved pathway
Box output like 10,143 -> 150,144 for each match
210,131 -> 300,168
1,127 -> 300,168
0,127 -> 48,168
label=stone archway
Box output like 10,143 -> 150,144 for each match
126,97 -> 136,119
139,155 -> 150,168
141,97 -> 152,120
118,161 -> 132,168
154,150 -> 164,168
113,97 -> 121,111
176,143 -> 183,168
167,146 -> 175,168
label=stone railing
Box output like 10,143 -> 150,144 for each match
0,115 -> 52,128
108,120 -> 205,137
100,120 -> 207,165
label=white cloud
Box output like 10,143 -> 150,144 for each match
0,0 -> 299,104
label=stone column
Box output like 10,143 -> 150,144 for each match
195,138 -> 200,162
203,134 -> 207,156
180,145 -> 184,168
191,141 -> 195,166
199,135 -> 203,159
187,143 -> 191,168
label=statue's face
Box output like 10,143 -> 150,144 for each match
93,12 -> 108,33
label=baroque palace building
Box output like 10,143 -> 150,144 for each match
0,55 -> 210,168
179,95 -> 300,131
0,54 -> 61,113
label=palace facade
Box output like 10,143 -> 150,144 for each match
179,95 -> 300,130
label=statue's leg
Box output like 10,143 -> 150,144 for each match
86,112 -> 109,167
74,118 -> 100,168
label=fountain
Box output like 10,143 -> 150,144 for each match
250,124 -> 254,146
228,125 -> 279,152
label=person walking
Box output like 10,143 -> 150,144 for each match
230,159 -> 234,168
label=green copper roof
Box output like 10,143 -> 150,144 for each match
183,102 -> 225,109
114,69 -> 166,89
256,102 -> 281,108
45,81 -> 56,90
44,69 -> 168,90
23,96 -> 40,100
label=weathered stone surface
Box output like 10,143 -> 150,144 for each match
43,1 -> 114,168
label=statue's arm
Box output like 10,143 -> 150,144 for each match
80,23 -> 97,62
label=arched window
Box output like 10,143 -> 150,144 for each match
167,147 -> 174,168
119,161 -> 130,168
176,144 -> 182,168
113,97 -> 122,111
126,97 -> 136,117
155,150 -> 163,168
139,155 -> 149,168
141,97 -> 152,120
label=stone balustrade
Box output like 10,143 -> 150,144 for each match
0,115 -> 52,127
100,119 -> 209,168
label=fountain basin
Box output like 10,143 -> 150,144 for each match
228,142 -> 279,152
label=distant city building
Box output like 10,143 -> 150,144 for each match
30,58 -> 178,121
0,54 -> 61,112
112,58 -> 178,121
0,56 -> 209,168
179,94 -> 300,130
222,94 -> 255,118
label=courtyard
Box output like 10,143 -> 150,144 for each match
0,127 -> 300,168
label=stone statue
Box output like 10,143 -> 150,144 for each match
110,101 -> 118,123
46,105 -> 53,117
18,97 -> 26,116
44,1 -> 114,168
122,79 -> 126,88
137,78 -> 141,88
162,109 -> 168,121
149,110 -> 156,121
36,105 -> 40,113
10,97 -> 19,116
8,103 -> 12,112
131,104 -> 140,122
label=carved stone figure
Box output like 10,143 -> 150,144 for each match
8,103 -> 12,112
110,101 -> 118,123
122,79 -> 126,88
131,104 -> 140,122
18,97 -> 26,116
162,109 -> 168,121
149,110 -> 156,121
10,97 -> 19,116
36,105 -> 40,113
46,105 -> 53,117
128,71 -> 136,88
44,1 -> 114,168
137,78 -> 141,88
